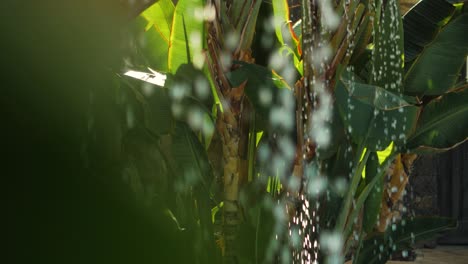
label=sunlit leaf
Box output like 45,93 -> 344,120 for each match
168,0 -> 205,73
272,0 -> 301,56
141,0 -> 175,42
130,16 -> 170,71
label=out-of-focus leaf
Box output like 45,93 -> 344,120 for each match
120,73 -> 174,135
170,121 -> 219,264
406,88 -> 468,153
165,63 -> 215,111
236,197 -> 276,264
172,122 -> 214,196
279,45 -> 303,75
315,103 -> 345,160
122,125 -> 168,203
404,12 -> 468,95
168,0 -> 205,73
130,16 -> 170,71
227,62 -> 290,120
146,86 -> 174,135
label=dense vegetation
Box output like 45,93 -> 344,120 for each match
3,0 -> 467,263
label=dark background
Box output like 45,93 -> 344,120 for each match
1,1 -> 187,263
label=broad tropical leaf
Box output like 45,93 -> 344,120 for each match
170,123 -> 219,263
371,0 -> 405,94
172,121 -> 214,193
403,0 -> 456,63
336,68 -> 420,150
168,0 -> 205,73
404,11 -> 468,95
406,88 -> 468,153
131,16 -> 170,71
120,73 -> 173,135
141,0 -> 175,42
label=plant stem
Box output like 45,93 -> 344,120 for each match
336,148 -> 370,232
352,229 -> 364,264
336,112 -> 377,233
343,151 -> 397,251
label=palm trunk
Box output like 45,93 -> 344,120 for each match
220,118 -> 242,262
205,1 -> 262,261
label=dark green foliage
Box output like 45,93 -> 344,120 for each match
356,217 -> 457,264
227,61 -> 291,122
403,0 -> 456,63
406,88 -> 468,153
402,0 -> 468,96
2,1 -> 199,263
362,152 -> 383,233
336,68 -> 420,151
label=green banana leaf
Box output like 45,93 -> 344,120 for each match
356,216 -> 457,264
403,0 -> 456,63
170,122 -> 217,261
235,198 -> 276,264
122,125 -> 169,202
238,0 -> 263,51
335,68 -> 420,151
170,122 -> 219,262
371,0 -> 405,94
130,15 -> 170,71
272,0 -> 301,58
362,152 -> 383,234
164,63 -> 215,113
404,10 -> 468,95
172,122 -> 214,198
120,74 -> 174,135
128,0 -> 176,71
141,0 -> 175,41
406,88 -> 468,153
168,0 -> 205,73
